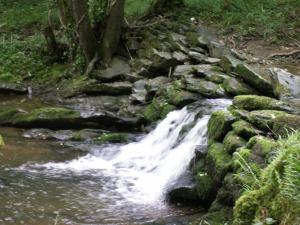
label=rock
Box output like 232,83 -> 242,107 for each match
223,131 -> 247,154
82,81 -> 132,96
92,57 -> 130,82
188,51 -> 207,63
168,184 -> 200,205
0,105 -> 141,131
246,135 -> 278,159
232,120 -> 263,139
208,111 -> 236,143
206,143 -> 232,183
232,95 -> 294,112
185,78 -> 225,98
145,76 -> 171,100
0,83 -> 28,94
205,72 -> 229,84
190,47 -> 207,54
130,79 -> 148,104
269,67 -> 300,98
97,132 -> 129,143
223,78 -> 257,96
142,97 -> 176,123
147,48 -> 182,75
220,55 -> 241,74
172,51 -> 189,62
248,110 -> 286,131
173,64 -> 216,78
195,173 -> 218,206
208,41 -> 230,58
273,113 -> 300,137
235,64 -> 274,97
205,57 -> 221,64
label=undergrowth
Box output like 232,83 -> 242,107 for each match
184,0 -> 300,41
234,130 -> 300,225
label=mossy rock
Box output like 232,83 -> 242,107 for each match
223,131 -> 247,154
219,54 -> 241,73
273,113 -> 300,137
233,190 -> 260,225
142,98 -> 176,123
0,134 -> 4,147
232,95 -> 293,112
232,120 -> 262,139
208,110 -> 236,144
97,133 -> 129,143
195,173 -> 218,206
162,81 -> 198,107
235,64 -> 274,97
213,173 -> 243,207
246,135 -> 278,161
248,110 -> 287,131
206,143 -> 232,183
0,107 -> 81,129
223,78 -> 257,96
186,78 -> 225,98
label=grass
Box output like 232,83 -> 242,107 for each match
184,0 -> 300,41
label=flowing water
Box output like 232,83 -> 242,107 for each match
0,99 -> 231,225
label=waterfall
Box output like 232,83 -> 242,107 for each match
18,99 -> 232,206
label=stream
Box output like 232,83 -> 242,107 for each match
0,98 -> 231,225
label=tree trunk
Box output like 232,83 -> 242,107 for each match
72,0 -> 97,63
100,0 -> 125,66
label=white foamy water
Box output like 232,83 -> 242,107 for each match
18,99 -> 232,206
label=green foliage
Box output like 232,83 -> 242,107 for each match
88,0 -> 107,25
0,34 -> 47,83
184,0 -> 300,40
0,0 -> 50,31
233,131 -> 300,225
125,0 -> 153,17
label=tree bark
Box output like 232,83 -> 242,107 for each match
72,0 -> 97,63
100,0 -> 125,66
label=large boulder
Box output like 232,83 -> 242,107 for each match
235,64 -> 274,97
223,78 -> 257,96
130,79 -> 148,104
232,95 -> 294,112
145,76 -> 171,100
269,67 -> 300,99
208,111 -> 236,143
273,113 -> 300,136
247,110 -> 286,131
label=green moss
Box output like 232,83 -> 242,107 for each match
223,131 -> 247,154
143,98 -> 176,122
232,95 -> 292,112
273,113 -> 300,137
232,120 -> 262,139
233,131 -> 300,225
222,78 -> 257,96
208,110 -> 236,144
97,133 -> 129,143
246,136 -> 277,156
248,110 -> 286,131
199,207 -> 233,225
206,142 -> 232,183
